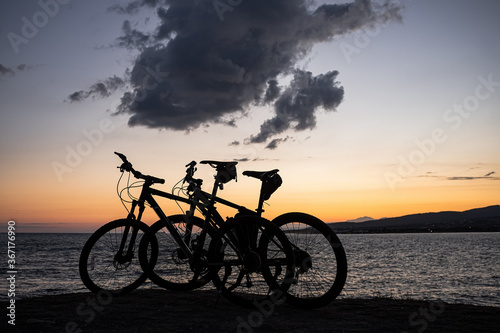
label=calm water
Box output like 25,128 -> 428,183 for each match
1,232 -> 499,307
340,232 -> 499,307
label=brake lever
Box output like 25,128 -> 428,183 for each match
118,161 -> 133,172
184,161 -> 197,183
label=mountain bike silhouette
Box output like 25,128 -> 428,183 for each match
79,152 -> 347,309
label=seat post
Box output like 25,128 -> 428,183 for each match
206,178 -> 220,218
256,185 -> 265,216
242,169 -> 280,217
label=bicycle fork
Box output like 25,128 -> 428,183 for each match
114,200 -> 144,264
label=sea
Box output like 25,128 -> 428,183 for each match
2,232 -> 499,307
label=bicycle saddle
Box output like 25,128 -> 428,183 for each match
200,160 -> 238,169
242,169 -> 279,181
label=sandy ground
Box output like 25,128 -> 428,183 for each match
2,289 -> 499,333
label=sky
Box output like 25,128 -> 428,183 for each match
1,0 -> 499,233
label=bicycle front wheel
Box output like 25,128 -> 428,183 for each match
272,212 -> 347,308
209,215 -> 295,309
79,219 -> 158,296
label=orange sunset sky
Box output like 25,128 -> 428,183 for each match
1,0 -> 499,232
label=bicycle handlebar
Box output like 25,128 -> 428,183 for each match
183,160 -> 203,189
114,152 -> 165,185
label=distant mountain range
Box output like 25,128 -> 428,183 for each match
329,205 -> 500,233
344,216 -> 375,223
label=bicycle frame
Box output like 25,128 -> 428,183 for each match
122,178 -> 252,264
114,152 -> 283,276
124,182 -> 197,261
186,186 -> 262,223
185,168 -> 279,222
81,153 -> 346,308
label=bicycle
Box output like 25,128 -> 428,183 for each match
79,152 -> 296,308
144,160 -> 348,309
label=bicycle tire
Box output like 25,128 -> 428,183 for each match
79,219 -> 158,296
272,212 -> 347,308
139,214 -> 215,291
208,215 -> 295,309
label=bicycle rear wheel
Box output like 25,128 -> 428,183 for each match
79,219 -> 158,296
272,212 -> 347,308
209,215 -> 295,309
139,215 -> 215,291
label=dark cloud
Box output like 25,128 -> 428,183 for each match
447,175 -> 499,181
416,169 -> 499,181
248,70 -> 344,144
78,0 -> 403,147
108,0 -> 161,15
0,63 -> 34,78
263,79 -> 281,104
417,173 -> 439,178
448,177 -> 482,181
113,20 -> 152,50
16,64 -> 30,71
0,64 -> 15,76
68,75 -> 126,102
234,157 -> 274,162
265,137 -> 291,150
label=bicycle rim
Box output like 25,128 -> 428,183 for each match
79,219 -> 157,296
273,212 -> 347,308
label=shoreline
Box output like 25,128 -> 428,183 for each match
6,230 -> 500,235
2,289 -> 499,332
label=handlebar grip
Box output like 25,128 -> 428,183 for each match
115,152 -> 164,184
114,152 -> 127,162
152,177 -> 165,184
133,170 -> 164,184
116,152 -> 133,172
